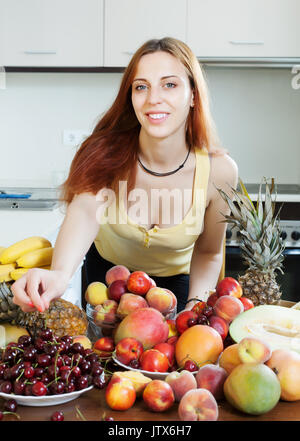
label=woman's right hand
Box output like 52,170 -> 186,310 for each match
11,268 -> 70,313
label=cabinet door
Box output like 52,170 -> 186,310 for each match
104,0 -> 187,67
2,0 -> 104,66
187,0 -> 300,58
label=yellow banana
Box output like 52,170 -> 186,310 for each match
0,236 -> 51,264
16,247 -> 53,268
0,247 -> 6,257
0,263 -> 16,282
10,265 -> 51,281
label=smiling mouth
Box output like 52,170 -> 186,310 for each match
146,113 -> 169,122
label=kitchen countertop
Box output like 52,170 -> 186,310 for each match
0,187 -> 60,211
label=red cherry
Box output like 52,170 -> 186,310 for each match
183,360 -> 198,372
32,381 -> 47,396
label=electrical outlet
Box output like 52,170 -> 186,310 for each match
63,130 -> 89,147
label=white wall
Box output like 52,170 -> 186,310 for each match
0,67 -> 299,187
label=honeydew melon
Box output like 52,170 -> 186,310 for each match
229,305 -> 300,354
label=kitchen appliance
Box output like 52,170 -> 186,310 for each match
225,184 -> 300,303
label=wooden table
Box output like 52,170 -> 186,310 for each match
1,387 -> 300,422
2,299 -> 299,423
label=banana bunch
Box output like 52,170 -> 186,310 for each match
0,237 -> 53,282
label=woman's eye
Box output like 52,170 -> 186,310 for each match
135,84 -> 147,91
165,82 -> 176,88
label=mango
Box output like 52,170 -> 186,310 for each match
224,363 -> 281,415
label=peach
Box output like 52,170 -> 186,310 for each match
72,335 -> 92,349
116,293 -> 149,319
114,307 -> 169,350
165,370 -> 197,402
219,343 -> 242,375
216,277 -> 243,298
93,299 -> 118,326
105,375 -> 136,411
266,349 -> 300,401
195,364 -> 228,401
145,287 -> 173,314
93,336 -> 114,358
143,379 -> 175,412
105,265 -> 130,286
140,349 -> 169,372
115,337 -> 144,366
208,315 -> 229,340
213,295 -> 244,323
178,388 -> 219,421
175,325 -> 223,368
175,310 -> 198,334
166,319 -> 179,338
238,336 -> 272,364
85,281 -> 108,306
164,288 -> 177,311
112,371 -> 151,396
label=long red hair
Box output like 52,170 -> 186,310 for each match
60,37 -> 222,204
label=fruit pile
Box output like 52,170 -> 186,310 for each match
0,236 -> 53,282
0,329 -> 110,397
85,266 -> 177,330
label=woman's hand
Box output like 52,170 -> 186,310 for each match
11,268 -> 70,313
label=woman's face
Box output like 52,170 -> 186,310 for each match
131,51 -> 194,142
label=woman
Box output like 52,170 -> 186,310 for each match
11,37 -> 238,314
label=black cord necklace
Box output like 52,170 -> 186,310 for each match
137,146 -> 191,177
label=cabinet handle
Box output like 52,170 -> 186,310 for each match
23,50 -> 57,55
122,51 -> 134,55
229,40 -> 264,45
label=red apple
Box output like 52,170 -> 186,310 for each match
208,315 -> 229,340
143,379 -> 175,412
108,279 -> 128,302
105,375 -> 136,411
153,342 -> 175,367
191,300 -> 207,316
207,292 -> 219,307
239,296 -> 255,311
149,278 -> 156,288
127,271 -> 152,295
115,337 -> 144,366
175,310 -> 198,334
140,349 -> 169,373
216,277 -> 243,298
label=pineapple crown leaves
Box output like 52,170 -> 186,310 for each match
216,177 -> 285,274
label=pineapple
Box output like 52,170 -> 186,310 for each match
217,178 -> 285,306
0,282 -> 88,338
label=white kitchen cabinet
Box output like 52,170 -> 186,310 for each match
104,0 -> 187,67
1,0 -> 104,67
187,0 -> 300,58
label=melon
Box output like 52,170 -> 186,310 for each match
229,305 -> 300,353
